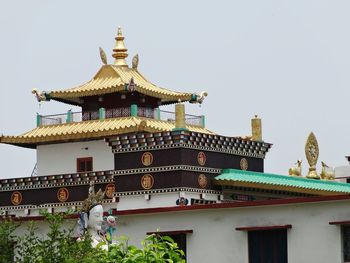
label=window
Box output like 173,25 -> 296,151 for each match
147,230 -> 192,261
77,157 -> 93,172
248,229 -> 288,263
343,226 -> 350,262
167,234 -> 187,257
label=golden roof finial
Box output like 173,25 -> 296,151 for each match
112,26 -> 128,67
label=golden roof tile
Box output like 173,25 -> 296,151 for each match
0,117 -> 214,148
48,65 -> 194,104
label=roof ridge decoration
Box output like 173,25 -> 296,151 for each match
30,28 -> 208,106
112,26 -> 128,67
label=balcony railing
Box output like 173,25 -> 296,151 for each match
37,106 -> 205,127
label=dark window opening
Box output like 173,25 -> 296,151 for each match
167,234 -> 187,258
343,226 -> 350,262
148,232 -> 189,261
248,229 -> 287,263
77,157 -> 93,172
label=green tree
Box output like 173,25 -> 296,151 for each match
1,212 -> 186,263
0,219 -> 18,263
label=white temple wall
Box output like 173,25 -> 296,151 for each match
116,200 -> 349,263
117,192 -> 220,211
36,140 -> 114,176
13,199 -> 350,263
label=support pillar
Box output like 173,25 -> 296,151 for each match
131,104 -> 138,117
99,108 -> 106,120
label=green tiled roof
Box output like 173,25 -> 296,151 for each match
214,169 -> 350,195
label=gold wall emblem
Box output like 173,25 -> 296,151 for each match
141,174 -> 154,190
240,158 -> 248,170
57,188 -> 69,202
198,174 -> 208,188
197,152 -> 206,166
105,183 -> 116,199
141,152 -> 153,166
11,191 -> 22,205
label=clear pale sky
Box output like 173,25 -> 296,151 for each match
0,0 -> 349,179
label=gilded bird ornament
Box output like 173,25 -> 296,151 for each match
132,54 -> 139,69
99,47 -> 108,65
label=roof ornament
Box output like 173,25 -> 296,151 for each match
190,91 -> 208,104
132,54 -> 139,69
112,26 -> 128,67
288,160 -> 302,177
32,88 -> 49,102
125,77 -> 136,92
305,132 -> 320,179
99,47 -> 108,65
320,161 -> 335,180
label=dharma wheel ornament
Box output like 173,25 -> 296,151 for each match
305,132 -> 320,179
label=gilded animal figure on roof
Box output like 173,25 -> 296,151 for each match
320,161 -> 335,180
289,160 -> 302,176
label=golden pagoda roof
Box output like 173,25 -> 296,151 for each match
36,27 -> 207,106
47,65 -> 195,105
0,117 -> 214,148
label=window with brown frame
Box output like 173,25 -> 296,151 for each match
77,157 -> 93,172
248,229 -> 287,263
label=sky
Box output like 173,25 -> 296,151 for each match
0,0 -> 350,179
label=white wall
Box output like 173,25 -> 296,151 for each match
13,199 -> 350,263
115,200 -> 350,263
36,140 -> 114,176
117,192 -> 219,211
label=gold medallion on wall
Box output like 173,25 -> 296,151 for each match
141,174 -> 154,190
198,174 -> 208,188
11,191 -> 22,206
197,152 -> 206,166
141,152 -> 153,166
240,158 -> 248,170
57,188 -> 69,202
105,183 -> 116,199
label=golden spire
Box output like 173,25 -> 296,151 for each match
112,26 -> 128,67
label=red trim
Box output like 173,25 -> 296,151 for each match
115,194 -> 350,216
146,230 -> 193,235
329,220 -> 350,225
236,224 -> 292,231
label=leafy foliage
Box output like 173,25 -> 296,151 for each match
0,219 -> 17,263
0,213 -> 186,263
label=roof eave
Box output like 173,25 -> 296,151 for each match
213,179 -> 348,196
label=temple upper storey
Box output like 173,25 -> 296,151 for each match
32,27 -> 207,111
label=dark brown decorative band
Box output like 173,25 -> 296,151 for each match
108,131 -> 271,159
0,199 -> 114,211
0,179 -> 113,192
114,165 -> 221,176
113,143 -> 268,159
115,187 -> 222,197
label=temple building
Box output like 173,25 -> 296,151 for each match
2,28 -> 350,263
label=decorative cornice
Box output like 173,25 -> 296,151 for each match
109,131 -> 272,159
115,187 -> 222,197
0,199 -> 114,211
0,171 -> 114,191
114,165 -> 221,176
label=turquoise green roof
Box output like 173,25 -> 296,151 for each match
214,169 -> 350,195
